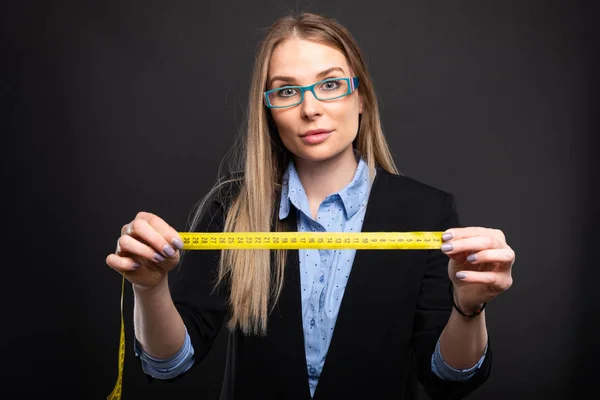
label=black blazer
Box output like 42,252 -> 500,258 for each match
167,167 -> 492,399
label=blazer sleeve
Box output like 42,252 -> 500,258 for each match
411,192 -> 492,400
167,184 -> 233,371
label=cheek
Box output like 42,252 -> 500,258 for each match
334,101 -> 360,129
338,94 -> 361,116
270,110 -> 296,136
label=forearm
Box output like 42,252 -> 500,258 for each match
133,276 -> 186,359
439,309 -> 488,369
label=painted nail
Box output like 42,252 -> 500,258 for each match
467,254 -> 477,262
163,244 -> 175,257
172,238 -> 184,250
442,233 -> 453,241
441,243 -> 453,252
154,253 -> 165,262
456,272 -> 467,279
132,261 -> 141,269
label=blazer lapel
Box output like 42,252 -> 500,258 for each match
264,208 -> 312,398
313,169 -> 431,398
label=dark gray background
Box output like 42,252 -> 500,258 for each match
2,0 -> 598,398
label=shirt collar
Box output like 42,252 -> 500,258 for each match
278,154 -> 373,221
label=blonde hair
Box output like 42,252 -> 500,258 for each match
187,12 -> 399,335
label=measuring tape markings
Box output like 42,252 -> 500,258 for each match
180,231 -> 443,250
107,231 -> 443,399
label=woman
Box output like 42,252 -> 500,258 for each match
106,12 -> 515,400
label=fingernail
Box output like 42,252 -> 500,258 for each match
132,262 -> 141,269
163,244 -> 175,257
467,254 -> 477,262
154,253 -> 165,262
456,272 -> 467,279
441,243 -> 453,252
442,233 -> 453,241
172,238 -> 184,250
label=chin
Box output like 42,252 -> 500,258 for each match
291,145 -> 351,163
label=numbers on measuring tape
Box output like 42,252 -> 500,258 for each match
176,232 -> 443,250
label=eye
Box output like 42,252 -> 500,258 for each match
320,79 -> 342,90
277,87 -> 299,98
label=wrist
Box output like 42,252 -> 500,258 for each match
133,275 -> 169,297
449,283 -> 486,319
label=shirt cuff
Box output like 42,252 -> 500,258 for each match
431,338 -> 488,381
134,327 -> 195,380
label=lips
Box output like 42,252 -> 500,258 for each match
300,129 -> 333,137
300,130 -> 333,144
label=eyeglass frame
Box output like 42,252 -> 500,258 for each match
263,76 -> 360,109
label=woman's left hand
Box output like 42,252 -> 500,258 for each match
441,227 -> 515,312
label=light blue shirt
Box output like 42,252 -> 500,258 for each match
278,157 -> 372,396
135,156 -> 487,394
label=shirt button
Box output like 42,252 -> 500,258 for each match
309,366 -> 316,375
310,318 -> 315,327
319,274 -> 324,283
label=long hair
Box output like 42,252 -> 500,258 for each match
187,12 -> 399,336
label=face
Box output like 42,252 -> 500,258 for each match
267,38 -> 363,164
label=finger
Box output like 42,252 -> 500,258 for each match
121,222 -> 131,236
441,236 -> 504,255
129,212 -> 184,254
106,253 -> 141,273
126,218 -> 180,258
455,270 -> 513,292
443,227 -> 506,243
144,212 -> 185,251
454,270 -> 498,285
121,212 -> 165,236
463,248 -> 515,265
117,234 -> 168,263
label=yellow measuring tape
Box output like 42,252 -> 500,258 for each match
180,231 -> 443,249
107,231 -> 443,399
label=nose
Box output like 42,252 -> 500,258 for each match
300,90 -> 323,119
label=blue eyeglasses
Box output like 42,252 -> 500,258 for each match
264,76 -> 360,109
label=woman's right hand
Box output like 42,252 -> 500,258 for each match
106,211 -> 184,290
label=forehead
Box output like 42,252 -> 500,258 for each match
268,38 -> 350,81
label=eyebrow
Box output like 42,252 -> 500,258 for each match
268,67 -> 346,87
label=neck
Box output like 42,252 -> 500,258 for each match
293,146 -> 358,205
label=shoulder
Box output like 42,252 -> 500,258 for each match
374,167 -> 452,203
371,168 -> 460,227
